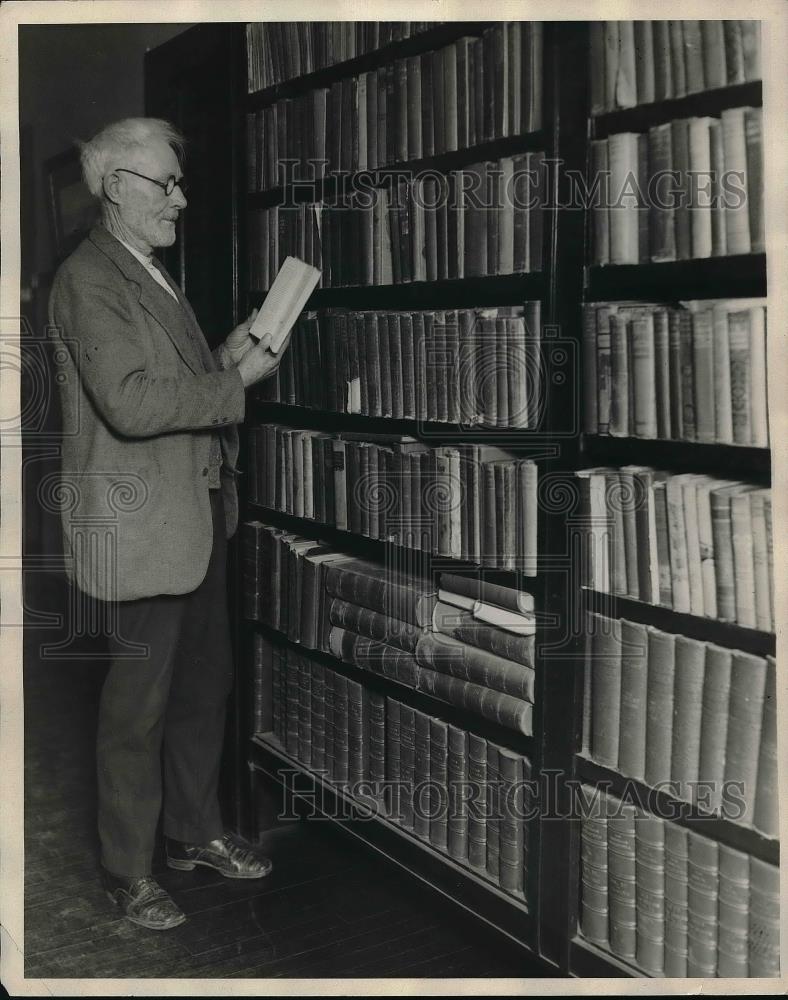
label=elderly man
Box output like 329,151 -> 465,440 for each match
49,117 -> 288,931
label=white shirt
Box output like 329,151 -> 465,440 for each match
116,236 -> 179,302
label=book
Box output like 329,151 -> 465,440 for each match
251,255 -> 322,349
589,612 -> 622,769
617,619 -> 648,781
635,812 -> 665,974
415,631 -> 535,702
722,650 -> 768,827
687,831 -> 719,975
608,804 -> 637,960
417,667 -> 533,735
580,807 -> 609,945
717,844 -> 750,976
753,656 -> 777,838
698,643 -> 732,814
644,626 -> 675,788
663,823 -> 690,976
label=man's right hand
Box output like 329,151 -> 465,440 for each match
236,328 -> 293,388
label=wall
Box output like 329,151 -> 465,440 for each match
19,22 -> 194,280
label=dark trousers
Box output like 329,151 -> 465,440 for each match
97,489 -> 234,877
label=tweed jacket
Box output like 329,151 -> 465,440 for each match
49,224 -> 246,602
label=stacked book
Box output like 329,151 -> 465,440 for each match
255,634 -> 534,901
243,525 -> 538,735
418,574 -> 537,735
582,300 -> 768,445
246,21 -> 438,92
248,154 -> 546,289
256,304 -> 542,428
575,468 -> 773,630
589,21 -> 761,115
579,786 -> 780,977
246,22 -> 543,188
248,426 -> 539,571
590,107 -> 763,264
583,612 -> 777,837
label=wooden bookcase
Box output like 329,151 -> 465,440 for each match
567,38 -> 775,979
146,18 -> 776,980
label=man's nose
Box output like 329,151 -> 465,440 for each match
171,186 -> 187,209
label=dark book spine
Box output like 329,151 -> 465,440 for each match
310,662 -> 326,774
429,717 -> 449,852
498,747 -> 525,898
398,704 -> 416,830
447,724 -> 469,863
332,672 -> 349,786
468,733 -> 488,871
347,678 -> 369,788
485,744 -> 501,885
368,691 -> 386,807
385,696 -> 401,819
297,655 -> 312,767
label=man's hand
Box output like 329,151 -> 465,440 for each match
236,326 -> 294,388
223,308 -> 262,365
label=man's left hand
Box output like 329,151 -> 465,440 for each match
223,308 -> 263,365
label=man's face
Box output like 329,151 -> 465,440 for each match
114,138 -> 187,251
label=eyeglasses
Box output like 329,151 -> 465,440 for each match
114,168 -> 188,196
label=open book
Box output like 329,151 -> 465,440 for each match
249,256 -> 321,352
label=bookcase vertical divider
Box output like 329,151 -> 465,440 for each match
534,20 -> 589,972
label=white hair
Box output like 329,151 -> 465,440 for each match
78,117 -> 186,198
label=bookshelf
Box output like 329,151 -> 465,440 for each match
140,15 -> 777,980
234,18 -> 590,975
570,19 -> 777,980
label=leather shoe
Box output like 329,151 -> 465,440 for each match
166,832 -> 273,879
102,870 -> 186,930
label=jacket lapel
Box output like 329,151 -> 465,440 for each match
88,225 -> 204,375
150,258 -> 218,374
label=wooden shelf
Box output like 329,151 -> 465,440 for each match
249,731 -> 549,964
586,254 -> 766,302
569,936 -> 641,978
245,22 -> 495,109
247,129 -> 548,208
590,81 -> 762,140
575,755 -> 779,867
245,500 -> 545,589
580,436 -> 771,484
249,272 -> 546,311
245,618 -> 537,754
582,589 -> 776,657
250,398 -> 563,451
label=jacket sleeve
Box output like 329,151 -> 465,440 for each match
51,268 -> 246,439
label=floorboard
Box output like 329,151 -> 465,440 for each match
23,572 -> 548,980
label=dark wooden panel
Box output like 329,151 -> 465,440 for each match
586,254 -> 766,302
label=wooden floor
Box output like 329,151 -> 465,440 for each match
23,573 -> 547,980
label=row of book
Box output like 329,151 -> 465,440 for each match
242,523 -> 538,735
247,427 -> 539,570
248,154 -> 546,289
583,613 -> 776,837
590,107 -> 764,265
590,21 -> 761,115
255,304 -> 543,428
246,21 -> 438,92
580,787 -> 779,977
245,22 -> 543,189
254,636 -> 534,900
576,468 -> 774,631
582,300 -> 769,445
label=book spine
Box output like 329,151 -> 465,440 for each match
722,650 -> 768,827
589,613 -> 623,769
498,747 -> 525,898
607,804 -> 637,960
686,832 -> 719,976
645,626 -> 676,787
748,857 -> 781,976
717,844 -> 750,976
753,656 -> 777,837
618,619 -> 648,780
467,733 -> 487,871
385,697 -> 400,819
671,635 -> 706,799
664,823 -> 689,975
429,717 -> 449,852
635,813 -> 666,974
698,643 -> 732,814
447,724 -> 469,863
413,709 -> 431,841
485,743 -> 501,884
581,805 -> 609,945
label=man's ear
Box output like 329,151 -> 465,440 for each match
103,171 -> 122,205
